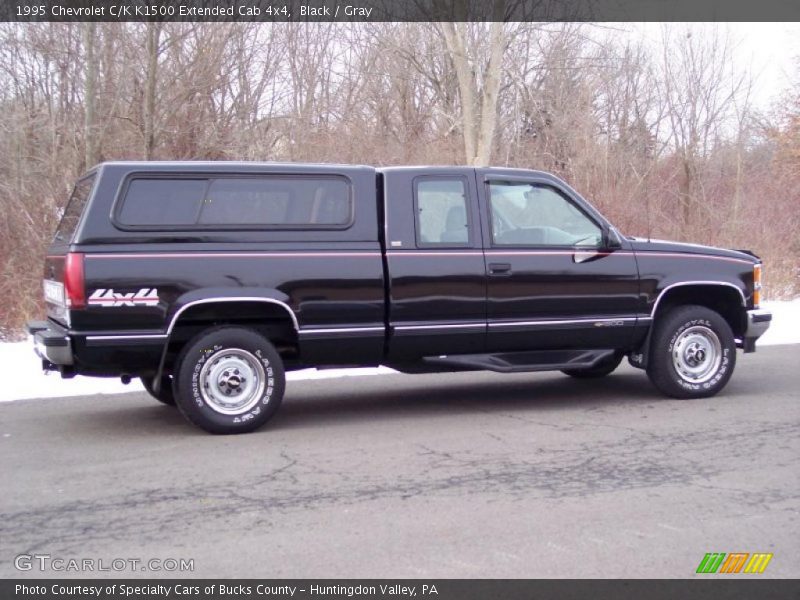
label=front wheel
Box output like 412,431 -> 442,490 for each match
173,326 -> 285,434
647,305 -> 736,399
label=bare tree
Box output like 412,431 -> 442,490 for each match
83,22 -> 97,167
439,3 -> 508,165
659,25 -> 750,227
0,22 -> 796,337
142,23 -> 162,159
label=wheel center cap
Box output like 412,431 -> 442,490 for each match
684,342 -> 707,366
219,372 -> 243,391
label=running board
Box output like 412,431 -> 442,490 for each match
422,349 -> 616,374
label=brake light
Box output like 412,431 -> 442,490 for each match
64,252 -> 85,309
753,264 -> 762,308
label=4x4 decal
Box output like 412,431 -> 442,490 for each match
88,288 -> 159,307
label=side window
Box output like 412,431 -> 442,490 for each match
198,177 -> 350,226
116,176 -> 351,228
117,179 -> 207,226
415,178 -> 470,246
488,181 -> 602,247
198,178 -> 291,225
54,173 -> 97,242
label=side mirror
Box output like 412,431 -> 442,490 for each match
603,226 -> 622,250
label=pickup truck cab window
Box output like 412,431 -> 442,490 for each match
488,181 -> 602,247
414,177 -> 470,247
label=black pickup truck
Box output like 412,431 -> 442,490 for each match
27,162 -> 772,434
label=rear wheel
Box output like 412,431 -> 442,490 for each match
141,375 -> 175,406
647,305 -> 736,399
173,326 -> 285,434
562,353 -> 623,379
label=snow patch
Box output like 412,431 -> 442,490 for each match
2,299 -> 797,403
758,299 -> 800,347
0,343 -> 396,403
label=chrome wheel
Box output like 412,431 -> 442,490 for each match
198,348 -> 265,415
672,325 -> 722,384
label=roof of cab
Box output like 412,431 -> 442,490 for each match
378,165 -> 555,179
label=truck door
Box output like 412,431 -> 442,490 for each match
383,168 -> 487,359
478,172 -> 641,352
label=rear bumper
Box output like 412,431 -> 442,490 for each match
742,309 -> 772,353
26,320 -> 73,367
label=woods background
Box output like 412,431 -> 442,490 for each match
1,22 -> 798,338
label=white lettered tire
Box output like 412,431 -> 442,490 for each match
173,326 -> 285,434
647,305 -> 736,399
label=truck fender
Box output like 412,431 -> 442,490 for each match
153,288 -> 298,391
630,279 -> 747,369
648,279 -> 746,318
164,287 -> 298,334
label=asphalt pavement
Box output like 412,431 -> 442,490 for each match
1,345 -> 798,578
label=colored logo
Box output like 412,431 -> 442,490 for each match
696,552 -> 773,574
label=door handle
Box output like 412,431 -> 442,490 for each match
489,262 -> 512,275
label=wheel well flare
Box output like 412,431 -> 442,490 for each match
653,284 -> 746,338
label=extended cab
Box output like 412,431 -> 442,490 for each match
27,162 -> 772,433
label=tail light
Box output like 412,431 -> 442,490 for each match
64,252 -> 85,309
753,264 -> 762,308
